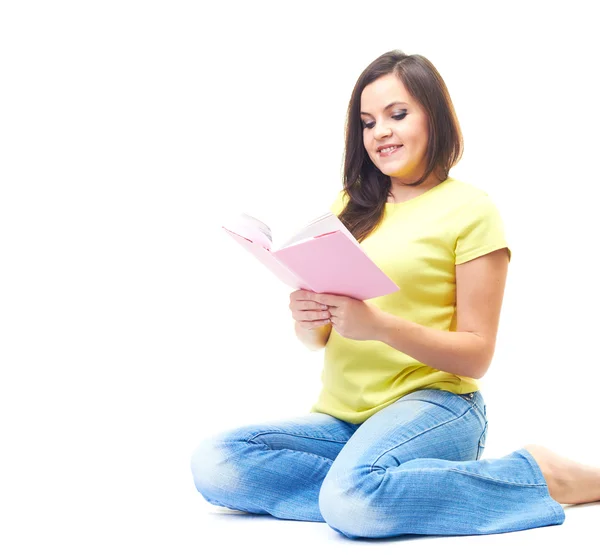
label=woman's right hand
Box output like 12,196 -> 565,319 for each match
289,289 -> 331,330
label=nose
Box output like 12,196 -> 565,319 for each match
373,120 -> 392,140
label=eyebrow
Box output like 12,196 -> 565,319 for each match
360,101 -> 409,116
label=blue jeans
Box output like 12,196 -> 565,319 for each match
190,389 -> 565,539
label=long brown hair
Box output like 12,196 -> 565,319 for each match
338,50 -> 463,243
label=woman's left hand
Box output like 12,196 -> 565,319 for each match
313,292 -> 385,341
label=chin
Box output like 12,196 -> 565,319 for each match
381,165 -> 408,178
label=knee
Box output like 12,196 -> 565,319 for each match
318,468 -> 390,539
190,436 -> 242,497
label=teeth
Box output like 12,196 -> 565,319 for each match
380,146 -> 400,153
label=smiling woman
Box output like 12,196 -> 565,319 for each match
339,52 -> 463,241
191,49 -> 600,540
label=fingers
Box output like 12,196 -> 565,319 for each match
290,289 -> 312,302
305,309 -> 331,321
290,289 -> 333,307
296,317 -> 331,330
289,290 -> 331,330
292,308 -> 330,322
301,301 -> 329,310
288,298 -> 329,312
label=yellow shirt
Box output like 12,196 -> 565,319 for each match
310,176 -> 510,424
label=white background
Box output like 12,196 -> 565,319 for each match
1,1 -> 598,553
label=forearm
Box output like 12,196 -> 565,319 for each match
294,321 -> 332,351
375,312 -> 492,379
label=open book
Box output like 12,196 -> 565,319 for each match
222,211 -> 399,300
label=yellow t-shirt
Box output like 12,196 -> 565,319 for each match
309,176 -> 511,424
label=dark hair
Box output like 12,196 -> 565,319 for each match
338,50 -> 463,243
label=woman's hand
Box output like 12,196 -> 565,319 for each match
313,292 -> 385,341
289,289 -> 332,330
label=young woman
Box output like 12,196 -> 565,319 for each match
191,50 -> 600,539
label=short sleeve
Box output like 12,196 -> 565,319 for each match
455,194 -> 511,264
330,190 -> 349,216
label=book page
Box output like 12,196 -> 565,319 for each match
221,213 -> 273,250
275,211 -> 361,250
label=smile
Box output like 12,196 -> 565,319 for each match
378,145 -> 403,157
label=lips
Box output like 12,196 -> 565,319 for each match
378,145 -> 403,157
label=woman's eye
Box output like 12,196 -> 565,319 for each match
361,110 -> 408,129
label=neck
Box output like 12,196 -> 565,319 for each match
387,172 -> 444,203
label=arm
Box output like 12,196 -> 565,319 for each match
294,321 -> 332,351
375,247 -> 510,379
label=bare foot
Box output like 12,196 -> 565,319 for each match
524,444 -> 600,505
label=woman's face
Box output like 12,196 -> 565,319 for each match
360,73 -> 429,185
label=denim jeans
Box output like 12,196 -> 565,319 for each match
190,389 -> 565,539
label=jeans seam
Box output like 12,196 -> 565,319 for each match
246,441 -> 336,464
458,394 -> 486,421
247,431 -> 347,445
369,406 -> 476,472
477,421 -> 488,459
446,468 -> 546,487
373,465 -> 548,488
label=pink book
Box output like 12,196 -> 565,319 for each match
222,211 -> 399,301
